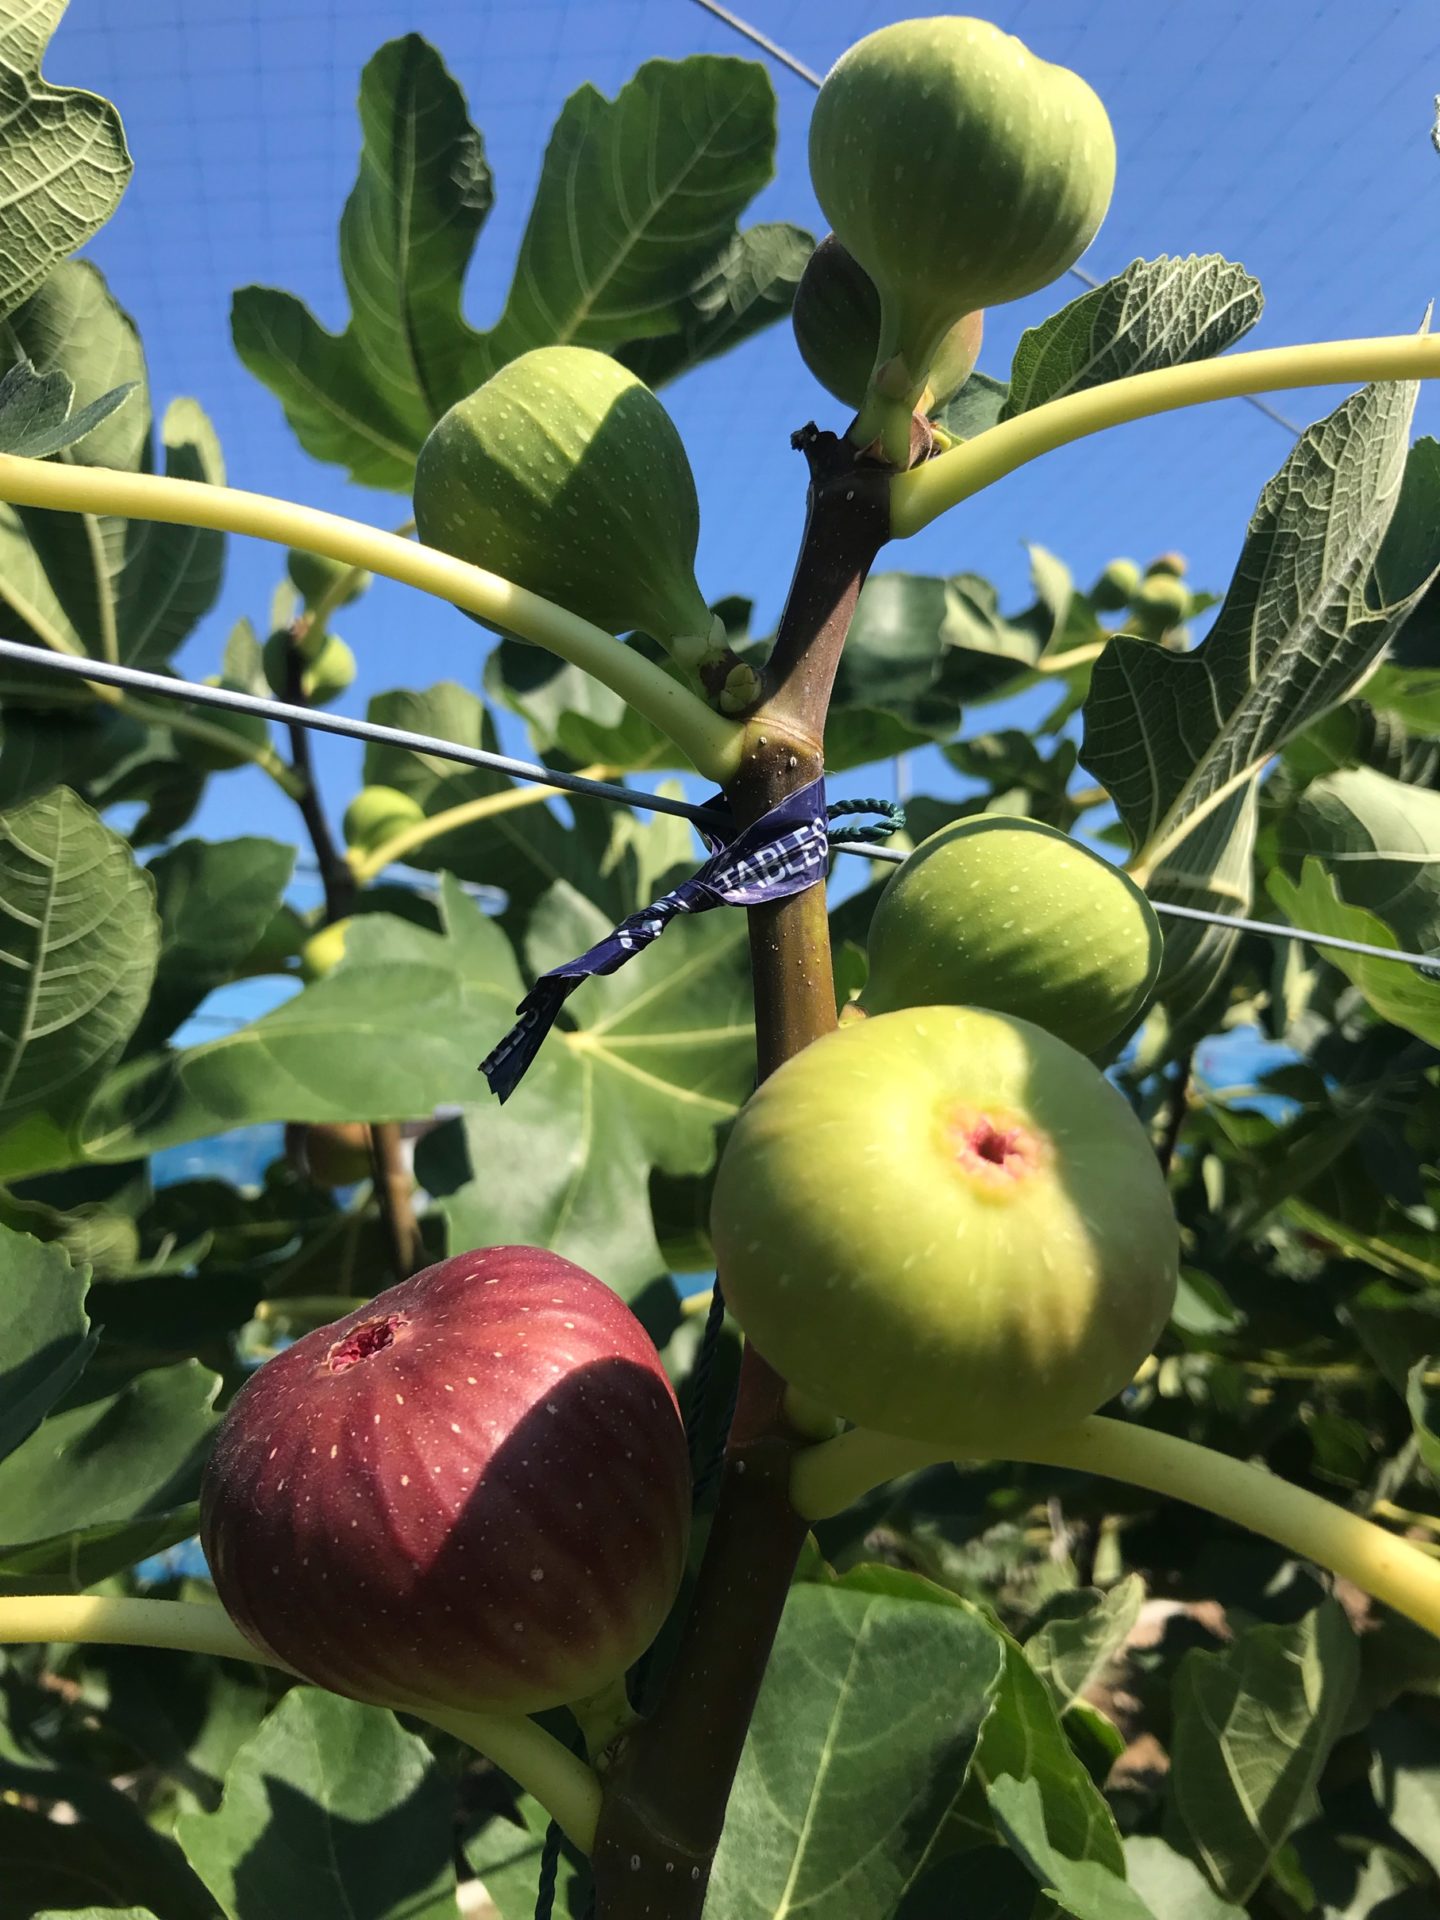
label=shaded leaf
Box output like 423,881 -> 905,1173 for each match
987,1773 -> 1155,1920
464,1798 -> 589,1920
0,788 -> 159,1144
0,1 -> 132,321
0,261 -> 224,670
177,1689 -> 460,1920
705,1571 -> 1006,1920
1024,1576 -> 1146,1713
931,369 -> 1010,440
0,1223 -> 95,1463
0,1503 -> 198,1596
1282,764 -> 1440,954
1167,1600 -> 1358,1902
1123,1837 -> 1248,1920
129,837 -> 296,1054
1268,859 -> 1440,1046
1004,256 -> 1264,417
618,222 -> 814,389
0,1362 -> 216,1548
0,355 -> 134,455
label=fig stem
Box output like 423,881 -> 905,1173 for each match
0,456 -> 746,785
348,764 -> 618,883
788,1415 -> 1440,1638
890,334 -> 1440,539
0,1594 -> 604,1852
588,428 -> 891,1916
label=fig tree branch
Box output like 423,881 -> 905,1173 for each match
0,1593 -> 602,1850
890,334 -> 1440,538
788,1415 -> 1440,1636
276,632 -> 425,1280
0,456 -> 746,784
588,427 -> 892,1919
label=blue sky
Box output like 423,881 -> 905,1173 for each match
46,0 -> 1440,1011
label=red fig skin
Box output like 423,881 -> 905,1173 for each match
199,1246 -> 691,1716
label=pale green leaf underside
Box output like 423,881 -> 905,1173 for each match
0,0 -> 133,322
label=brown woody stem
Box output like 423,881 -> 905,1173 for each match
280,632 -> 423,1280
588,428 -> 892,1915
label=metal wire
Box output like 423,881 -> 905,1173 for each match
4,636 -> 1437,978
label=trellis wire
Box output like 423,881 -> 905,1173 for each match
5,636 -> 1436,979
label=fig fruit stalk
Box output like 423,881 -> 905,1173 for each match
809,17 -> 1116,462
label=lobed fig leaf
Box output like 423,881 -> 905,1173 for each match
200,1245 -> 691,1716
792,233 -> 982,415
809,17 -> 1115,462
413,345 -> 723,667
710,1007 -> 1178,1455
858,816 -> 1162,1055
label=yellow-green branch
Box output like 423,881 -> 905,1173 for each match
0,456 -> 744,786
790,1415 -> 1440,1637
0,1592 -> 601,1852
891,335 -> 1440,539
349,765 -> 616,884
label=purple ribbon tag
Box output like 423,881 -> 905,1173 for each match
480,778 -> 828,1102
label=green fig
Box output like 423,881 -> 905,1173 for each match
189,680 -> 271,772
809,17 -> 1116,462
413,346 -> 724,669
264,630 -> 356,705
857,815 -> 1162,1055
710,1005 -> 1178,1455
287,547 -> 371,612
1091,557 -> 1141,612
1130,572 -> 1191,634
792,233 -> 983,414
343,785 -> 424,853
1145,551 -> 1188,579
300,918 -> 351,982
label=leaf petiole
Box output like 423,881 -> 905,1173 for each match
789,1414 -> 1440,1638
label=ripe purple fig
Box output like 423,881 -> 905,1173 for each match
200,1246 -> 690,1716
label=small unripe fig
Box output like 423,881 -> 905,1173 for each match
413,346 -> 722,662
286,1120 -> 374,1189
858,816 -> 1162,1055
792,234 -> 983,413
287,548 -> 371,611
710,1007 -> 1178,1455
343,785 -> 425,853
809,17 -> 1115,461
263,631 -> 357,706
1130,572 -> 1191,633
190,680 -> 271,771
200,1247 -> 690,1715
1091,557 -> 1141,612
1144,551 -> 1188,579
300,918 -> 351,981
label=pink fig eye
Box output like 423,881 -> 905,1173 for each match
325,1315 -> 405,1372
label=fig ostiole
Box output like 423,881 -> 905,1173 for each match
199,1246 -> 691,1718
413,345 -> 725,673
858,815 -> 1162,1055
792,233 -> 984,419
809,17 -> 1116,462
710,1006 -> 1178,1457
